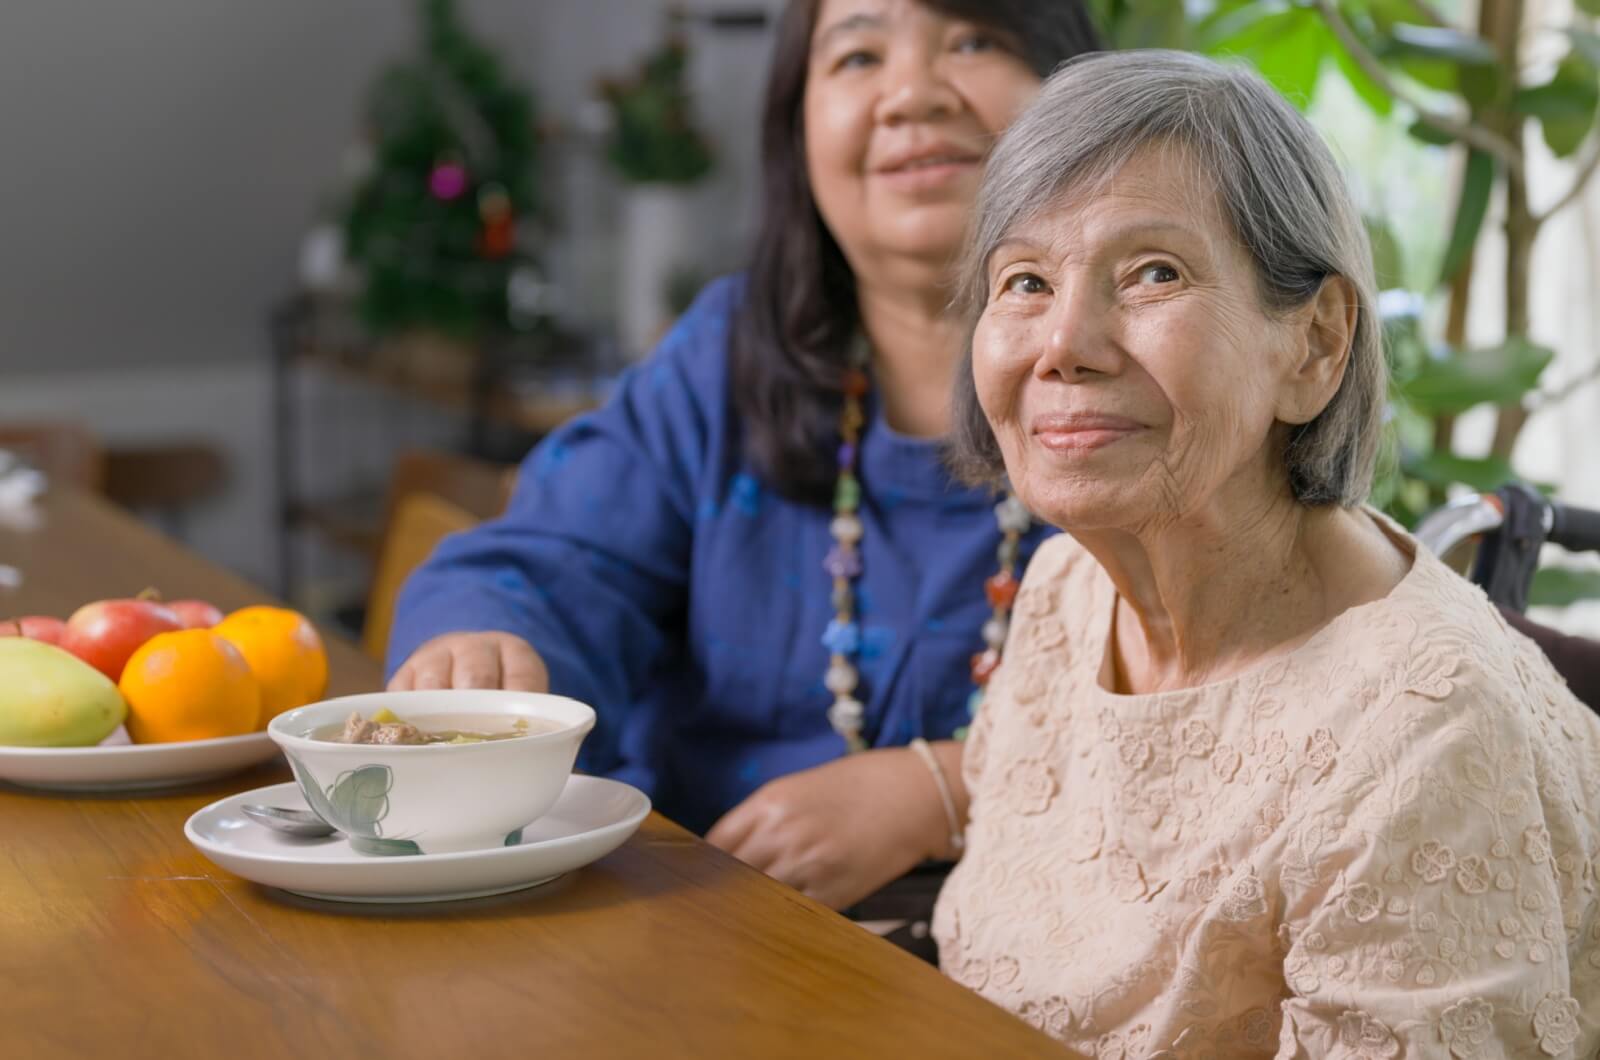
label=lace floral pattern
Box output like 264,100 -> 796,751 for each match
1439,997 -> 1495,1059
934,527 -> 1600,1057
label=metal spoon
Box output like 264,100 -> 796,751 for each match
242,803 -> 338,838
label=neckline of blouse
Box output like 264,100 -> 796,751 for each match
1080,508 -> 1434,713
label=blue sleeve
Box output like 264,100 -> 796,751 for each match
385,276 -> 742,764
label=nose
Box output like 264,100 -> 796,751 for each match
873,49 -> 959,126
1033,278 -> 1122,381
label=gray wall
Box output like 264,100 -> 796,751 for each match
0,0 -> 774,376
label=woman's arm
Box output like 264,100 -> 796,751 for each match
1500,605 -> 1600,711
1274,684 -> 1590,1056
704,740 -> 972,910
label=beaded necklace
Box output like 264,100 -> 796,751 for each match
821,343 -> 1032,752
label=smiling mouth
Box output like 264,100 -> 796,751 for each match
881,154 -> 979,173
1031,416 -> 1143,453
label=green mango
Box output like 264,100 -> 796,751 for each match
0,637 -> 127,746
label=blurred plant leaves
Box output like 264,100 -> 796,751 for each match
1458,65 -> 1503,109
1437,149 -> 1493,285
1529,566 -> 1600,606
1407,119 -> 1458,145
1384,23 -> 1498,66
1332,33 -> 1394,116
1366,216 -> 1406,288
1401,451 -> 1518,492
1104,0 -> 1195,48
1566,29 -> 1600,69
1202,4 -> 1329,108
1396,337 -> 1554,415
1198,0 -> 1291,51
1514,56 -> 1599,158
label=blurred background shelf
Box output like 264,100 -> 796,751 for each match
268,292 -> 612,628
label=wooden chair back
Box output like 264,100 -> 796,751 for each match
363,491 -> 480,661
361,449 -> 518,662
381,449 -> 516,537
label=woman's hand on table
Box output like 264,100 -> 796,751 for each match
705,747 -> 961,911
387,632 -> 549,692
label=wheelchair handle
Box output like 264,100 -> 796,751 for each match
1548,502 -> 1600,555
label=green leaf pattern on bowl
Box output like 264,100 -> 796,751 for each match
284,752 -> 532,855
285,754 -> 422,856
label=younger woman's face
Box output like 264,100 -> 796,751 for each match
803,0 -> 1040,280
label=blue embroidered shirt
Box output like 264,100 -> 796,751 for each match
387,276 -> 1049,834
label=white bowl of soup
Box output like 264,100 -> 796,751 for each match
267,690 -> 596,856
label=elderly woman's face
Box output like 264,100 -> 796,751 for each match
804,0 -> 1040,273
972,148 -> 1314,532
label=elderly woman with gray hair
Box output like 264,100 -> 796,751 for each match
934,51 -> 1600,1056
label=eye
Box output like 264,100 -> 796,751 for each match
953,32 -> 1002,55
836,49 -> 879,71
1136,263 -> 1180,286
1003,272 -> 1049,296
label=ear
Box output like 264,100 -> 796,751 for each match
1276,275 -> 1357,426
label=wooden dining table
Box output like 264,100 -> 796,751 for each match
0,486 -> 1062,1059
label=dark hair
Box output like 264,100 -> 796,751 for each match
730,0 -> 1102,503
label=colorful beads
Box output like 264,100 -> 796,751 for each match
824,659 -> 859,695
827,696 -> 866,751
970,648 -> 1001,686
982,617 -> 1009,649
823,334 -> 1028,753
822,619 -> 861,656
830,513 -> 863,545
823,545 -> 862,579
824,344 -> 871,750
834,473 -> 861,512
984,570 -> 1019,610
995,495 -> 1032,535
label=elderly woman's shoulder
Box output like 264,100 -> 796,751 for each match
1379,546 -> 1599,747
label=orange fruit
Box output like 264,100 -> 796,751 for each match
119,630 -> 261,743
213,606 -> 328,727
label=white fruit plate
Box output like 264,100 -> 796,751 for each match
0,726 -> 280,792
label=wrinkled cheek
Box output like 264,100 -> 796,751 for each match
971,326 -> 1026,437
974,342 -> 1036,488
1162,396 -> 1251,502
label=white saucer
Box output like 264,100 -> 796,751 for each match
185,776 -> 650,903
0,729 -> 280,792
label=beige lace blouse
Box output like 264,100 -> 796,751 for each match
935,519 -> 1600,1058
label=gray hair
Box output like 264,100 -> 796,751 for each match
948,50 -> 1385,508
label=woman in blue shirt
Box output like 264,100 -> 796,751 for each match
388,0 -> 1098,911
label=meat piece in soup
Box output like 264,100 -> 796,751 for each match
321,708 -> 546,745
338,711 -> 426,745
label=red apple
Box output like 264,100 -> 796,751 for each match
168,599 -> 224,629
1,616 -> 67,645
59,598 -> 184,682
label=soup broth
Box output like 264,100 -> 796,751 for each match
314,710 -> 562,746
